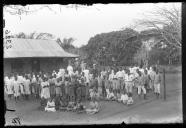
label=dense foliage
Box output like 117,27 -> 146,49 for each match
82,28 -> 142,66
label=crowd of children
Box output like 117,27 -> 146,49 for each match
4,61 -> 161,114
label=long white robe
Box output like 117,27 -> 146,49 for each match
45,101 -> 56,112
18,76 -> 25,94
83,69 -> 90,83
24,79 -> 31,95
13,80 -> 20,97
5,78 -> 14,95
41,81 -> 50,99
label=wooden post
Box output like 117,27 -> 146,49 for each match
163,68 -> 166,101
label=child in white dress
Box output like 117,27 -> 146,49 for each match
45,98 -> 56,112
13,76 -> 21,102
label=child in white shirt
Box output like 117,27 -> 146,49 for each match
45,98 -> 56,112
118,91 -> 129,104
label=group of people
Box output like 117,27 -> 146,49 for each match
4,61 -> 161,114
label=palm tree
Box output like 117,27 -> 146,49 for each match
14,32 -> 55,40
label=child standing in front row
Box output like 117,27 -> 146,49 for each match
13,76 -> 21,102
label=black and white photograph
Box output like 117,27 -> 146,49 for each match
3,3 -> 182,125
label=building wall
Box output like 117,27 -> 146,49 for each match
4,59 -> 11,75
40,58 -> 67,72
4,58 -> 72,75
23,59 -> 32,73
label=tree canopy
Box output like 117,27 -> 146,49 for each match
82,28 -> 142,66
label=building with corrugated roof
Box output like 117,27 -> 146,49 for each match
4,38 -> 79,74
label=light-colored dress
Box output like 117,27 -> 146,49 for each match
107,92 -> 115,99
45,101 -> 56,112
24,79 -> 31,95
13,80 -> 20,97
18,76 -> 25,94
118,94 -> 129,104
41,81 -> 50,99
5,78 -> 14,95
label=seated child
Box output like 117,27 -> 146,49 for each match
76,100 -> 86,113
67,101 -> 75,111
59,96 -> 68,111
86,98 -> 100,115
40,97 -> 47,109
45,98 -> 56,112
127,93 -> 134,105
118,92 -> 129,104
106,89 -> 116,100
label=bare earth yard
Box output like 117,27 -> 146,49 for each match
5,73 -> 182,125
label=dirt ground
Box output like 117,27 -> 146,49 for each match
5,73 -> 182,125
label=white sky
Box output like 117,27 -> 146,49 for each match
4,3 -> 181,47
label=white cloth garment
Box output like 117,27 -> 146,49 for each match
67,65 -> 73,76
45,101 -> 56,112
83,69 -> 90,83
24,79 -> 31,95
18,76 -> 25,94
41,81 -> 50,99
13,80 -> 20,97
116,71 -> 123,78
5,77 -> 14,95
119,94 -> 129,104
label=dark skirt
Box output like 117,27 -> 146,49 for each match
69,86 -> 75,102
81,86 -> 86,97
50,84 -> 55,96
76,87 -> 82,101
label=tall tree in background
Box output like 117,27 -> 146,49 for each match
56,37 -> 75,50
134,4 -> 181,65
136,4 -> 181,48
83,28 -> 142,66
56,37 -> 80,55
